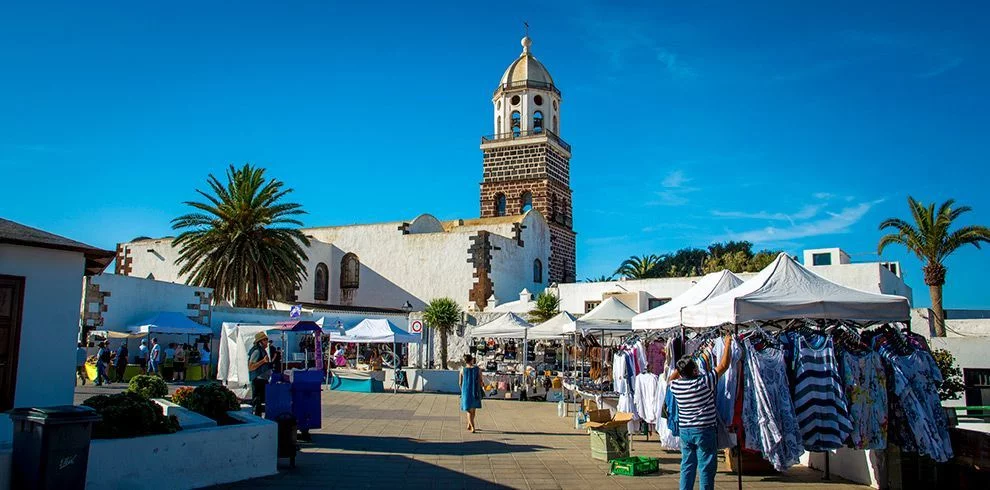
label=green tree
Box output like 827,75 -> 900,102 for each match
878,197 -> 990,336
172,164 -> 310,308
931,348 -> 964,401
667,247 -> 707,277
528,290 -> 560,323
615,254 -> 665,279
584,275 -> 615,283
422,297 -> 462,370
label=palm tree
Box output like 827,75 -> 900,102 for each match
422,297 -> 462,369
878,197 -> 990,336
584,274 -> 615,283
615,254 -> 665,279
528,291 -> 560,323
172,163 -> 310,308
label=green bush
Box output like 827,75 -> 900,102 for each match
177,383 -> 240,422
128,375 -> 168,399
83,391 -> 180,439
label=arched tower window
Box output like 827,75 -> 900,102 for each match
497,115 -> 502,134
494,193 -> 507,217
550,193 -> 558,220
533,111 -> 544,134
533,259 -> 543,283
520,191 -> 532,213
314,263 -> 329,301
511,111 -> 521,137
553,115 -> 558,133
341,253 -> 360,289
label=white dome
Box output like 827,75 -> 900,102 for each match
499,36 -> 555,87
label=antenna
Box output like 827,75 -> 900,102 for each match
524,21 -> 529,37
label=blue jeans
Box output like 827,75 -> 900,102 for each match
680,425 -> 717,490
148,360 -> 159,375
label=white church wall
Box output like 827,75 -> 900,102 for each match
488,212 -> 551,306
90,274 -> 211,330
122,237 -> 186,283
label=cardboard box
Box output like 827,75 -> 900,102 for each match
585,411 -> 633,430
590,427 -> 629,462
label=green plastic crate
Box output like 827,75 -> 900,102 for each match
609,456 -> 660,476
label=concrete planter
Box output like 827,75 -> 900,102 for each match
383,368 -> 460,393
85,410 -> 276,489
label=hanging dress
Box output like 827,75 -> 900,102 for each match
883,349 -> 954,462
790,335 -> 852,451
841,349 -> 888,450
742,339 -> 804,472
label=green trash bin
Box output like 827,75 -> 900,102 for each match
9,405 -> 101,490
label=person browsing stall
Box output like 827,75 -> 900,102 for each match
248,332 -> 273,416
668,334 -> 733,490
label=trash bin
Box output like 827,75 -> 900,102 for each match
290,370 -> 322,431
275,413 -> 298,468
9,405 -> 101,490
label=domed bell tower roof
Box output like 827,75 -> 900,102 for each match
499,36 -> 555,89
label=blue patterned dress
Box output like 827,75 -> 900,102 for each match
841,350 -> 888,450
460,366 -> 482,411
742,340 -> 804,471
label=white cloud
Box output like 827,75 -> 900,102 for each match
712,204 -> 822,225
813,192 -> 835,200
917,57 -> 963,78
723,201 -> 880,243
647,170 -> 698,206
656,48 -> 697,79
662,170 -> 689,188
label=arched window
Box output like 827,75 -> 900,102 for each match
340,253 -> 359,289
553,115 -> 558,133
495,193 -> 507,217
314,263 -> 329,301
497,115 -> 502,134
550,193 -> 558,220
520,191 -> 533,213
533,111 -> 544,134
511,111 -> 521,137
533,259 -> 543,283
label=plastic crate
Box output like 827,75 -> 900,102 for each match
609,456 -> 660,476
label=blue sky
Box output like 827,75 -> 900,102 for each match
1,1 -> 988,308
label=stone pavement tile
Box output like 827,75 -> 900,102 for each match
494,478 -> 530,489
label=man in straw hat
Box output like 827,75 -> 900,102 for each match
248,331 -> 273,416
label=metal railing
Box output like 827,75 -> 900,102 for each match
480,129 -> 571,153
493,81 -> 560,96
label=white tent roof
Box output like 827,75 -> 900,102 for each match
564,297 -> 636,335
324,318 -> 420,344
126,312 -> 213,336
470,312 -> 533,339
528,311 -> 577,340
681,253 -> 911,327
217,323 -> 272,398
631,270 -> 744,331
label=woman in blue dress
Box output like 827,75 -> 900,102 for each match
459,354 -> 483,432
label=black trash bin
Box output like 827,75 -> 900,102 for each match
9,405 -> 101,490
275,412 -> 298,468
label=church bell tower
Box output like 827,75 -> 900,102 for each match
480,36 -> 576,283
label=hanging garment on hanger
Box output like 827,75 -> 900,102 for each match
713,337 -> 741,427
789,334 -> 852,451
841,349 -> 888,450
655,374 -> 681,450
742,338 -> 804,472
613,351 -> 630,394
634,372 -> 659,424
646,340 -> 666,375
877,346 -> 954,462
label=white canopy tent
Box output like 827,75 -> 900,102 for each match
528,311 -> 577,340
324,318 -> 420,344
564,297 -> 636,335
680,253 -> 911,328
126,312 -> 213,336
470,312 -> 533,339
217,323 -> 274,398
631,270 -> 744,331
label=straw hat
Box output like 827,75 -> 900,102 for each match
254,331 -> 269,343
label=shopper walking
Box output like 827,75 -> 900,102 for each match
138,339 -> 149,373
248,332 -> 273,416
76,342 -> 88,385
459,354 -> 483,432
114,342 -> 129,382
199,343 -> 211,379
668,335 -> 733,490
173,344 -> 186,382
148,338 -> 162,376
95,342 -> 113,385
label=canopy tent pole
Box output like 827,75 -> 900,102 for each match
735,323 -> 742,490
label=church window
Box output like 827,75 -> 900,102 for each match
497,116 -> 502,134
511,111 -> 521,137
495,193 -> 507,217
511,95 -> 521,106
534,95 -> 543,106
314,263 -> 329,301
520,191 -> 532,213
497,100 -> 501,110
341,253 -> 359,289
533,111 -> 544,134
553,115 -> 558,133
533,259 -> 543,283
553,100 -> 558,111
550,193 -> 558,220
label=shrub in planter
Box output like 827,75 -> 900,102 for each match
171,386 -> 194,406
83,391 -> 180,439
177,383 -> 240,423
128,374 -> 169,399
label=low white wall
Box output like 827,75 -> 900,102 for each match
152,399 -> 216,430
85,411 -> 276,489
383,369 -> 460,394
802,449 -> 884,488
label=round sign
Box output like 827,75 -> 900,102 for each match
410,320 -> 423,333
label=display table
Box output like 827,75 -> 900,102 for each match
86,363 -> 205,382
328,369 -> 384,393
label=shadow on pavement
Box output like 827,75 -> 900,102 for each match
310,433 -> 548,456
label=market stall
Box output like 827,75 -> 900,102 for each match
471,313 -> 544,399
85,329 -> 146,382
266,320 -> 324,431
324,318 -> 420,393
126,312 -> 215,382
560,297 -> 637,404
630,270 -> 743,331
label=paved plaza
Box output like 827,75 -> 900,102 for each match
214,390 -> 870,490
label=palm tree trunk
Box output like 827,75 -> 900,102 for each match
930,285 -> 947,337
440,328 -> 449,370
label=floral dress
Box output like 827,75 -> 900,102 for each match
742,340 -> 804,471
882,350 -> 954,462
841,350 -> 888,450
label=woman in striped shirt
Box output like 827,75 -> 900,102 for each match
668,335 -> 733,490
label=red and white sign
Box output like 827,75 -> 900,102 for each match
410,320 -> 423,334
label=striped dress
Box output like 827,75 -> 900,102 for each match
790,335 -> 852,451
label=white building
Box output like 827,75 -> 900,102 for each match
0,218 -> 113,444
115,36 -> 575,314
